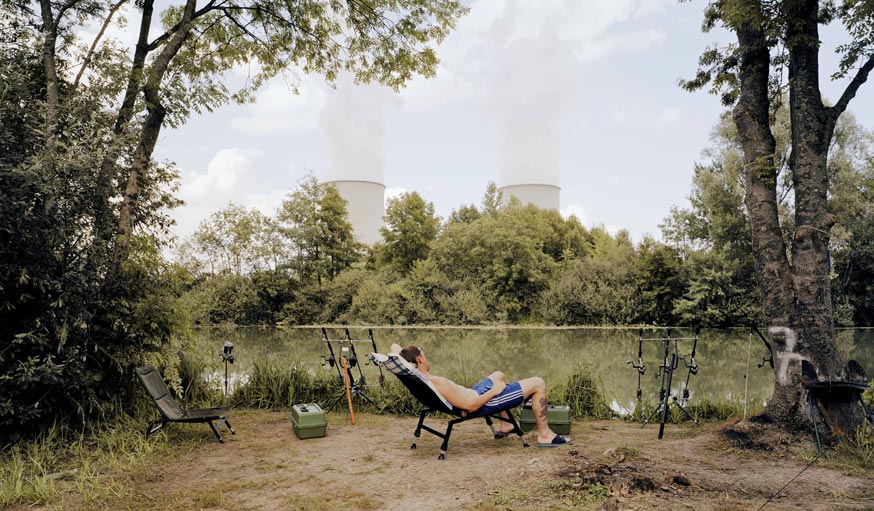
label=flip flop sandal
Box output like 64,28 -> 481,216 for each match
537,435 -> 573,448
493,431 -> 513,439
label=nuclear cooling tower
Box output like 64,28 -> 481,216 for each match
326,179 -> 385,246
498,183 -> 561,211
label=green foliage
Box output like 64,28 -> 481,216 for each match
540,228 -> 636,325
380,192 -> 440,273
232,361 -> 336,409
634,239 -> 686,326
552,369 -> 613,419
277,176 -> 363,287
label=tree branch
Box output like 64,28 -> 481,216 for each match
830,54 -> 874,125
147,0 -> 218,51
73,0 -> 126,89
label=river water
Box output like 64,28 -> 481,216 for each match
192,327 -> 874,413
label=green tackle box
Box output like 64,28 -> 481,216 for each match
291,403 -> 327,439
519,404 -> 572,435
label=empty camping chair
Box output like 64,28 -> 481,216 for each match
371,352 -> 528,459
136,366 -> 235,443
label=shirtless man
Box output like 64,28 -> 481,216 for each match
399,345 -> 572,447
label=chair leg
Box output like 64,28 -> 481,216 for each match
504,411 -> 529,448
208,421 -> 225,443
484,416 -> 498,437
411,409 -> 427,450
439,422 -> 454,460
218,417 -> 236,435
146,419 -> 165,436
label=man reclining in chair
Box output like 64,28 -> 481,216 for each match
400,345 -> 572,447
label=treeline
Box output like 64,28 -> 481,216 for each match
176,109 -> 874,328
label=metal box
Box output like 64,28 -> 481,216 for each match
519,405 -> 572,435
291,403 -> 327,439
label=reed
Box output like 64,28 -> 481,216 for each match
231,360 -> 337,408
551,368 -> 613,419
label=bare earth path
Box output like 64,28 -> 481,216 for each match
28,409 -> 874,511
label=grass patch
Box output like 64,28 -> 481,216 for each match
628,396 -> 752,424
0,410 -> 174,508
825,427 -> 874,475
472,478 -> 610,510
552,368 -> 613,419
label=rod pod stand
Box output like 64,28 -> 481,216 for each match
641,329 -> 699,439
321,328 -> 378,413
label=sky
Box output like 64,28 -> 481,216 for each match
137,0 -> 874,243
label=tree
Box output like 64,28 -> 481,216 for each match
0,29 -> 185,436
187,204 -> 281,275
380,192 -> 441,273
12,0 -> 467,266
682,0 -> 874,435
277,176 -> 361,287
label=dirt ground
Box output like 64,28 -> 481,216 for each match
30,409 -> 874,511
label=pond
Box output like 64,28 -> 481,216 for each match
190,327 -> 874,414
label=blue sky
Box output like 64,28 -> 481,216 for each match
147,0 -> 874,242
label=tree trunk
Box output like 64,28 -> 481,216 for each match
94,0 -> 156,252
114,0 -> 197,263
732,0 -> 865,438
38,0 -> 61,139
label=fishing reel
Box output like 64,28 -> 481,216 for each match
626,359 -> 646,400
220,341 -> 235,364
626,359 -> 646,375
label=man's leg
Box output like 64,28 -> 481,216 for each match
519,376 -> 563,444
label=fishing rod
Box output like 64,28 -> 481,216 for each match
344,328 -> 367,386
626,328 -> 646,400
680,326 -> 700,405
368,329 -> 385,385
321,327 -> 343,382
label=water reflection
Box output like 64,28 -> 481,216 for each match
190,327 -> 874,413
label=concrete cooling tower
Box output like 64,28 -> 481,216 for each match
498,183 -> 560,211
326,179 -> 385,246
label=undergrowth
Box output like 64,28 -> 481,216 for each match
0,358 -> 757,508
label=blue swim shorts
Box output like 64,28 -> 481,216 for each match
471,377 -> 524,415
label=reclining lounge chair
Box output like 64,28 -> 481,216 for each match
372,353 -> 528,459
136,366 -> 236,443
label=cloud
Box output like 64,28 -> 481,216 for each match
572,28 -> 667,62
400,66 -> 479,113
175,148 -> 263,235
655,108 -> 682,125
231,80 -> 326,135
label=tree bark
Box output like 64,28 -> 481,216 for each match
114,0 -> 197,263
38,0 -> 62,138
94,0 -> 156,250
731,0 -> 865,437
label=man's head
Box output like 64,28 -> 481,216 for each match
400,345 -> 429,372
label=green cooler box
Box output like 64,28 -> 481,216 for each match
291,403 -> 327,439
519,405 -> 572,435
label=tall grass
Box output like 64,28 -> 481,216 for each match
551,368 -> 613,419
0,408 -> 170,507
231,360 -> 337,408
628,395 -> 750,423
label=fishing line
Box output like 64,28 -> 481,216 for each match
743,329 -> 752,421
756,393 -> 824,510
754,453 -> 821,511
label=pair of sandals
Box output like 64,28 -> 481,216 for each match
494,430 -> 573,447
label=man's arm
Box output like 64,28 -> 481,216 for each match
430,376 -> 507,413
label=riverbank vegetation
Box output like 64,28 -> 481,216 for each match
175,108 -> 874,330
0,362 -> 737,508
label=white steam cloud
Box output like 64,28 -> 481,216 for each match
320,75 -> 400,184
